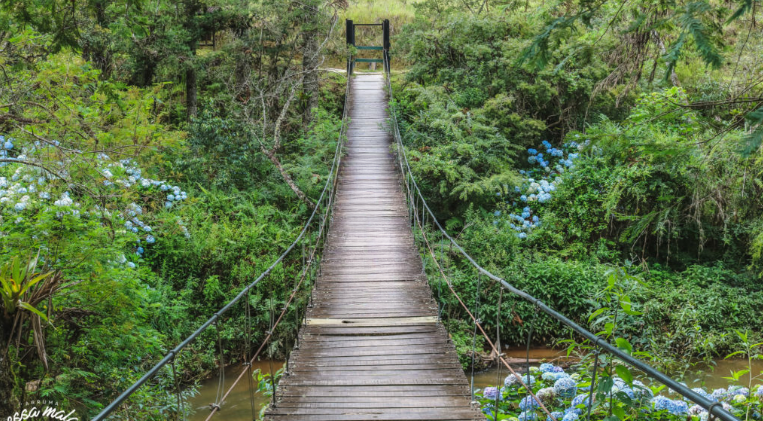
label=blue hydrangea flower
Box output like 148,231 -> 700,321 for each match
505,374 -> 536,387
542,372 -> 569,381
539,363 -> 554,373
520,396 -> 540,411
127,262 -> 136,269
617,388 -> 635,399
146,235 -> 155,244
519,411 -> 537,421
651,396 -> 671,411
520,195 -> 527,202
494,211 -> 501,216
756,387 -> 763,398
711,388 -> 727,402
517,232 -> 527,239
554,377 -> 577,399
729,386 -> 750,397
562,412 -> 579,421
564,407 -> 582,416
692,388 -> 711,400
547,411 -> 563,421
481,403 -> 495,416
551,366 -> 564,373
483,386 -> 499,401
571,394 -> 593,409
515,186 -> 521,192
528,148 -> 538,155
668,400 -> 689,415
137,247 -> 144,255
632,380 -> 653,399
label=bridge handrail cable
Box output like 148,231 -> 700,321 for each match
92,64 -> 352,421
382,54 -> 739,421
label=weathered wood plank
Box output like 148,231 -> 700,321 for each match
264,73 -> 483,421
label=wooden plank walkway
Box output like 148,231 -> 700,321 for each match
264,73 -> 484,421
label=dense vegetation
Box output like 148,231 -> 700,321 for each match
0,0 -> 761,419
393,0 -> 763,372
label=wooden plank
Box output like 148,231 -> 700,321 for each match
264,73 -> 483,421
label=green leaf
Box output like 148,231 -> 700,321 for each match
725,350 -> 746,359
727,0 -> 754,23
18,302 -> 50,323
588,307 -> 608,324
615,338 -> 633,354
17,271 -> 54,297
598,376 -> 614,393
618,296 -> 642,316
615,365 -> 633,384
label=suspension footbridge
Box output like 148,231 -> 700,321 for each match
262,73 -> 482,420
91,19 -> 740,421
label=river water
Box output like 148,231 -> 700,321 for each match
188,360 -> 281,421
188,349 -> 762,420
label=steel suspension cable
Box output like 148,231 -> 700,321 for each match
202,179 -> 335,419
92,62 -> 352,421
469,272 -> 481,398
382,55 -> 740,421
413,194 -> 557,421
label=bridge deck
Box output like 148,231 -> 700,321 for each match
264,73 -> 483,420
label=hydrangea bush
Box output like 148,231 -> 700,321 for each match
0,139 -> 190,267
476,364 -> 762,421
494,139 -> 586,239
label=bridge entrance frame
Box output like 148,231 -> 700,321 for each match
345,18 -> 390,74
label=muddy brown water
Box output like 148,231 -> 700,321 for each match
189,360 -> 283,421
188,350 -> 762,420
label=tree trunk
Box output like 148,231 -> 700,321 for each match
186,65 -> 198,119
260,146 -> 314,208
234,47 -> 252,102
184,0 -> 202,119
302,29 -> 320,126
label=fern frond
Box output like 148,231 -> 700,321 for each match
727,0 -> 754,23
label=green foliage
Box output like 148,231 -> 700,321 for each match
0,4 -> 344,414
254,364 -> 286,419
0,254 -> 53,321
